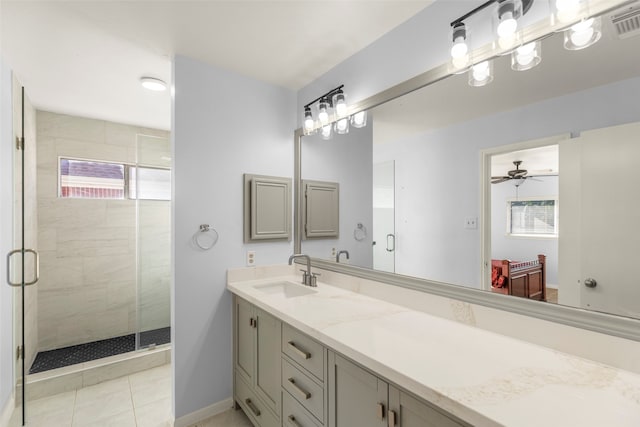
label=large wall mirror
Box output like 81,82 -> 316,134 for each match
295,0 -> 640,339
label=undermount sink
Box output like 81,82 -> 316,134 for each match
254,281 -> 317,298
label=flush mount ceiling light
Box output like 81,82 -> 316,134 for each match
140,77 -> 167,91
564,16 -> 602,50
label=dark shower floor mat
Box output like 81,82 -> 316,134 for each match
29,327 -> 170,374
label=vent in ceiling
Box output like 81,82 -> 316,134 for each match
609,2 -> 640,39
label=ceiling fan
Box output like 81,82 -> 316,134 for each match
491,160 -> 543,186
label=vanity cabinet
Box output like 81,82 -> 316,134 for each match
327,352 -> 468,427
234,297 -> 282,426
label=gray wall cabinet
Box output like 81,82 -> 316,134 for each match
302,180 -> 339,239
244,174 -> 292,243
233,296 -> 468,427
234,297 -> 282,426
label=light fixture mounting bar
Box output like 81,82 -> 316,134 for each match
450,0 -> 533,27
304,85 -> 345,109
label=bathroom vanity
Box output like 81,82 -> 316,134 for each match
228,266 -> 640,427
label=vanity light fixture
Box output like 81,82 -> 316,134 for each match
318,98 -> 330,125
303,106 -> 316,135
511,40 -> 542,71
564,16 -> 602,50
333,89 -> 347,117
303,84 -> 362,139
140,77 -> 167,91
469,60 -> 494,87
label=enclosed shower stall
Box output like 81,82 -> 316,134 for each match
25,110 -> 171,375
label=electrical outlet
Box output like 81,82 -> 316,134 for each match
331,247 -> 336,257
464,217 -> 478,229
247,251 -> 256,266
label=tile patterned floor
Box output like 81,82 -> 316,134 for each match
9,364 -> 252,427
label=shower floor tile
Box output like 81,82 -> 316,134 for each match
29,327 -> 170,374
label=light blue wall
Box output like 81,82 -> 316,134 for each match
0,57 -> 14,415
172,55 -> 296,419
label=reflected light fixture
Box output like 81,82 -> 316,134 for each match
554,0 -> 582,23
511,40 -> 542,71
321,123 -> 332,140
469,60 -> 494,87
335,117 -> 349,134
564,17 -> 602,50
351,111 -> 367,128
140,77 -> 167,91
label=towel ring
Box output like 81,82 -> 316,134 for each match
193,224 -> 219,250
353,223 -> 367,241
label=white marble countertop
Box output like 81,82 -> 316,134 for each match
227,273 -> 640,427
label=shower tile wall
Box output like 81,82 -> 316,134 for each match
36,111 -> 169,351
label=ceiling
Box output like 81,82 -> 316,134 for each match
0,0 -> 433,130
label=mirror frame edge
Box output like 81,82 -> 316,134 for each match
293,0 -> 640,343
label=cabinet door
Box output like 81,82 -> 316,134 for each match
255,307 -> 282,416
388,386 -> 466,427
328,352 -> 387,427
235,297 -> 255,384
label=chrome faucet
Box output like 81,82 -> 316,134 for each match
288,254 -> 318,287
336,250 -> 350,263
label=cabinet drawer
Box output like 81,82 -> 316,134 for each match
282,359 -> 325,423
282,324 -> 325,381
283,390 -> 322,427
235,371 -> 279,427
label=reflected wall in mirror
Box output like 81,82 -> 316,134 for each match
299,5 -> 640,320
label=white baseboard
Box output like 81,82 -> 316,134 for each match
173,397 -> 234,427
1,393 -> 15,427
546,283 -> 558,289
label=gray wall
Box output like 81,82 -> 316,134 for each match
172,55 -> 295,419
0,57 -> 14,416
373,77 -> 640,288
491,176 -> 559,286
301,124 -> 374,268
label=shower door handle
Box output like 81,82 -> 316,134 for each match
386,234 -> 395,252
6,249 -> 39,287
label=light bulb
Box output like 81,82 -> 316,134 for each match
335,118 -> 349,134
565,17 -> 601,50
304,117 -> 314,131
497,12 -> 518,38
555,0 -> 580,23
321,124 -> 332,140
318,100 -> 329,124
333,91 -> 347,117
512,41 -> 541,71
472,62 -> 490,81
451,37 -> 468,59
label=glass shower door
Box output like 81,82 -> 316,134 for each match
134,134 -> 171,349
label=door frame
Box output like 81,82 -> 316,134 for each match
479,133 -> 569,291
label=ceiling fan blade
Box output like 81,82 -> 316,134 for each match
491,177 -> 511,184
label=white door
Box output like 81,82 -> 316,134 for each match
559,121 -> 640,318
373,161 -> 395,273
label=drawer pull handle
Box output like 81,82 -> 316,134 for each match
288,415 -> 303,427
388,409 -> 397,426
245,398 -> 261,417
376,402 -> 385,420
287,378 -> 311,400
288,341 -> 311,360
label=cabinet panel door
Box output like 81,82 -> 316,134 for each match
255,307 -> 282,416
329,353 -> 386,427
235,297 -> 255,384
388,386 -> 466,427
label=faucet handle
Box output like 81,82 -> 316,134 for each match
310,272 -> 320,287
299,269 -> 310,285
